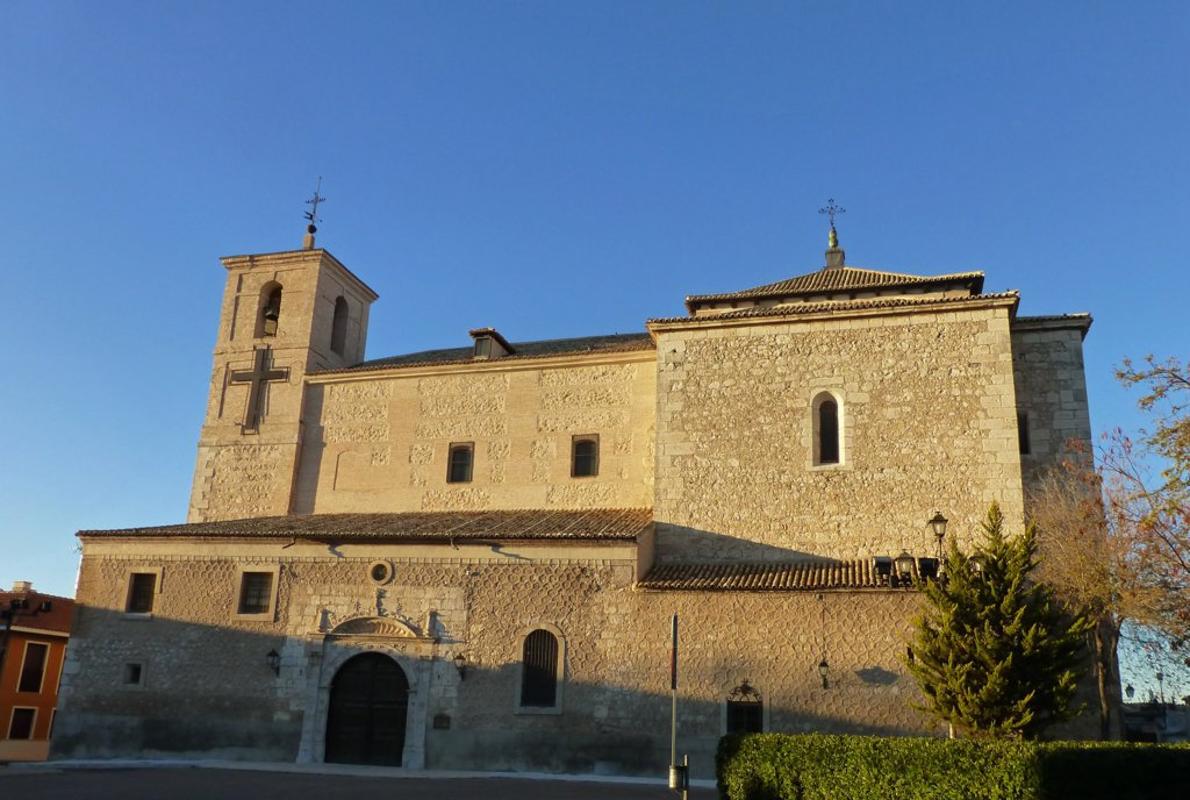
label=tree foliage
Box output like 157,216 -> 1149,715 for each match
1031,355 -> 1189,645
908,503 -> 1090,739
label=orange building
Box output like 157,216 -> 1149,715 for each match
1,581 -> 74,762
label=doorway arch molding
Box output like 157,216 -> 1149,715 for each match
296,624 -> 431,768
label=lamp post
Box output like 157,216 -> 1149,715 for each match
928,512 -> 948,561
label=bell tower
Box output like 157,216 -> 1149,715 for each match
187,223 -> 378,522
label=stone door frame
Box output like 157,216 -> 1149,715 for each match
297,634 -> 432,768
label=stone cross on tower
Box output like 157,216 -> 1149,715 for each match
229,347 -> 290,432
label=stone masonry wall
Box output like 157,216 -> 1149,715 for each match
56,543 -> 933,778
291,353 -> 656,514
1011,325 -> 1094,499
653,306 -> 1025,563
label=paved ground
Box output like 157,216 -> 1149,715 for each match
0,766 -> 718,800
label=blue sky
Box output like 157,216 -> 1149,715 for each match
2,3 -> 1187,694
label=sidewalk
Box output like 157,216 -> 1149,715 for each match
1,757 -> 717,789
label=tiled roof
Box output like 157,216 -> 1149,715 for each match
78,508 -> 653,542
0,589 -> 75,634
686,266 -> 985,307
638,559 -> 923,592
651,291 -> 1020,325
315,332 -> 654,375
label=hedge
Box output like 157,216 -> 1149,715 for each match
716,733 -> 1190,800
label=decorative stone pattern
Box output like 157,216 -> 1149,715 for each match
191,444 -> 292,519
295,354 -> 655,513
653,307 -> 1026,562
56,547 -> 945,778
323,382 -> 392,443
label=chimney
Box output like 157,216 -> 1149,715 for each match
11,580 -> 32,592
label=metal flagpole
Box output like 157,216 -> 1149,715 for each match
667,613 -> 688,796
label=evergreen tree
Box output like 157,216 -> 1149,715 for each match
908,503 -> 1091,738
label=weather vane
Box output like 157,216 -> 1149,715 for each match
818,198 -> 845,230
304,177 -> 326,234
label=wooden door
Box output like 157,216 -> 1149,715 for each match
325,653 -> 409,765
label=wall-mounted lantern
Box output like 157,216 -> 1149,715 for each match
266,649 -> 281,677
894,551 -> 916,586
453,652 -> 467,680
818,659 -> 830,689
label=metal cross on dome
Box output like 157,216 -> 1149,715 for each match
818,198 -> 846,229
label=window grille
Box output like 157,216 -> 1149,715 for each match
126,573 -> 156,614
520,629 -> 559,707
238,572 -> 273,615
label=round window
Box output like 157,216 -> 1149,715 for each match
368,560 -> 393,585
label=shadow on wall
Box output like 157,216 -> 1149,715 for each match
654,523 -> 840,564
51,604 -> 933,779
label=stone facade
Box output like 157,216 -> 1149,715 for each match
58,238 -> 1098,776
652,301 -> 1025,563
56,539 -> 926,777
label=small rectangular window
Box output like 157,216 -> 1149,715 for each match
8,708 -> 35,740
124,663 -> 143,685
18,642 -> 49,693
126,573 -> 157,614
571,435 -> 600,478
238,572 -> 274,615
726,700 -> 763,733
1018,412 -> 1031,455
474,337 -> 492,359
447,443 -> 474,483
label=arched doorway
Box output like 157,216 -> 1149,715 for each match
325,652 -> 409,765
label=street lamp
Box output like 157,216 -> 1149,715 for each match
928,512 -> 948,560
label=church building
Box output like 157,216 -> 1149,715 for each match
53,218 -> 1095,776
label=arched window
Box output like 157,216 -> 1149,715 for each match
571,435 -> 599,477
812,392 -> 842,466
258,283 -> 283,337
520,629 -> 559,708
330,296 -> 349,355
447,443 -> 474,483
